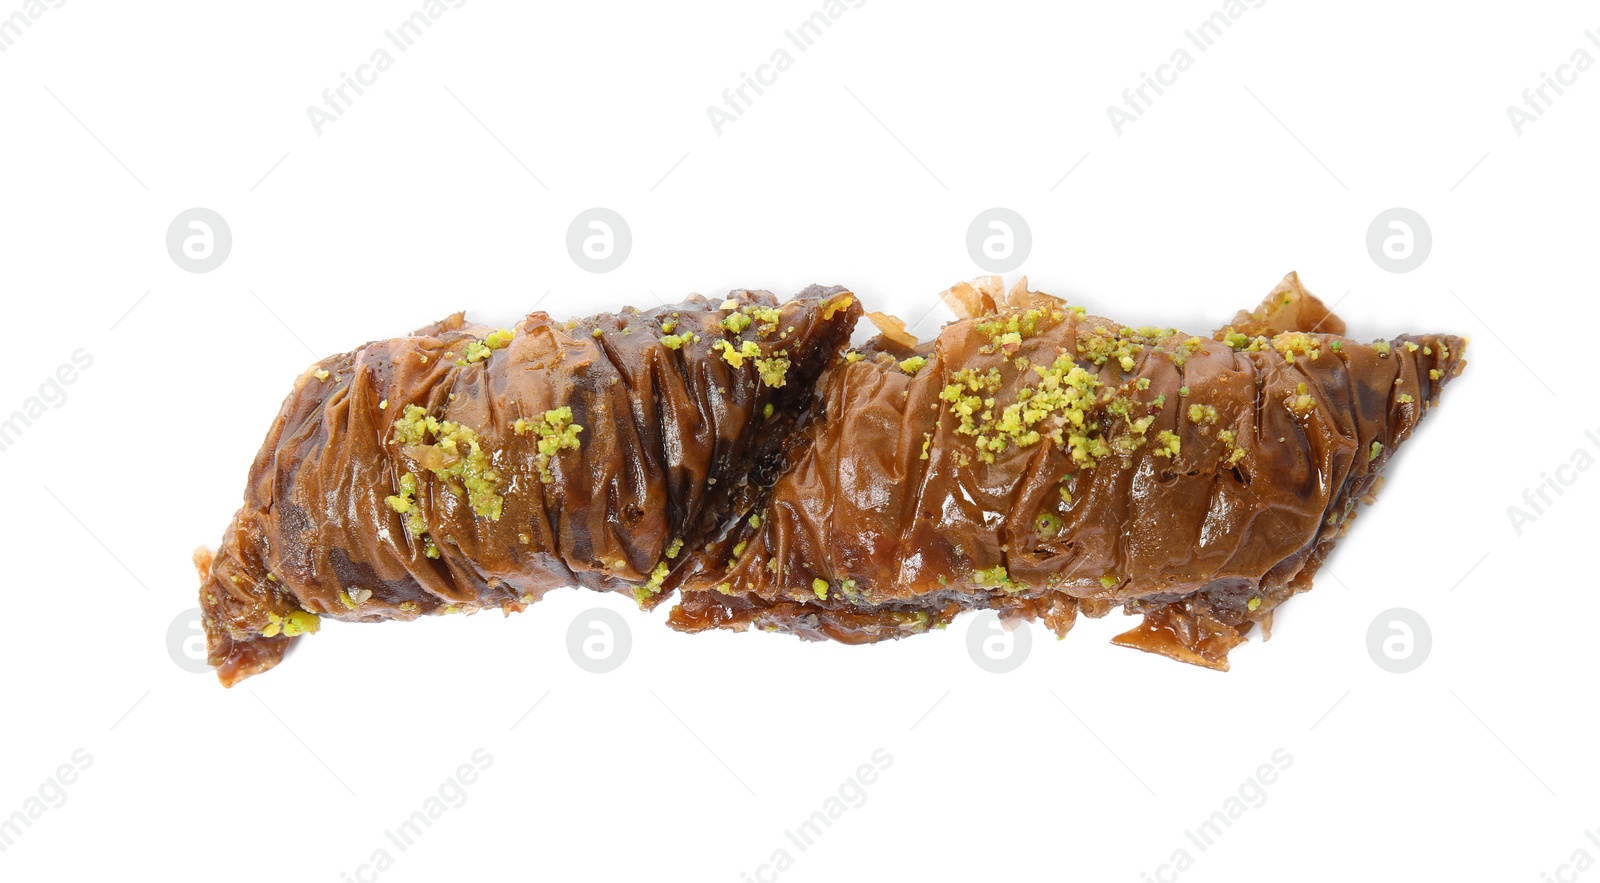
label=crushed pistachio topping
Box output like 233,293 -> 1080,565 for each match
643,561 -> 670,595
459,330 -> 514,365
1272,333 -> 1321,365
976,308 -> 1053,352
1189,404 -> 1220,425
1396,393 -> 1414,405
390,405 -> 505,519
1370,340 -> 1392,357
1033,512 -> 1063,541
899,355 -> 928,375
1404,342 -> 1419,353
939,354 -> 1108,467
385,472 -> 429,539
838,578 -> 861,602
746,305 -> 782,336
1369,440 -> 1384,461
1170,336 -> 1207,368
313,369 -> 330,382
920,432 -> 932,460
664,537 -> 684,560
844,351 -> 864,363
714,339 -> 761,369
1428,368 -> 1442,380
659,332 -> 692,350
1153,430 -> 1181,458
1077,323 -> 1149,371
261,610 -> 320,638
526,406 -> 584,484
1286,382 -> 1316,417
1248,597 -> 1262,612
1217,429 -> 1248,466
1099,574 -> 1120,589
755,352 -> 790,388
720,312 -> 752,334
973,565 -> 1020,592
811,578 -> 830,600
763,403 -> 774,420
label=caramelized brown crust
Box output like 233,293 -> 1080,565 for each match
665,274 -> 1466,670
198,273 -> 1466,684
199,287 -> 861,685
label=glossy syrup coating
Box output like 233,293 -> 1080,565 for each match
197,274 -> 1466,684
198,287 -> 861,685
666,274 -> 1467,669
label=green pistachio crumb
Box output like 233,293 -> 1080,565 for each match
530,406 -> 584,484
973,565 -> 1018,591
755,353 -> 791,388
281,610 -> 320,637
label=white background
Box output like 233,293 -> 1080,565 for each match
1,2 -> 1594,880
